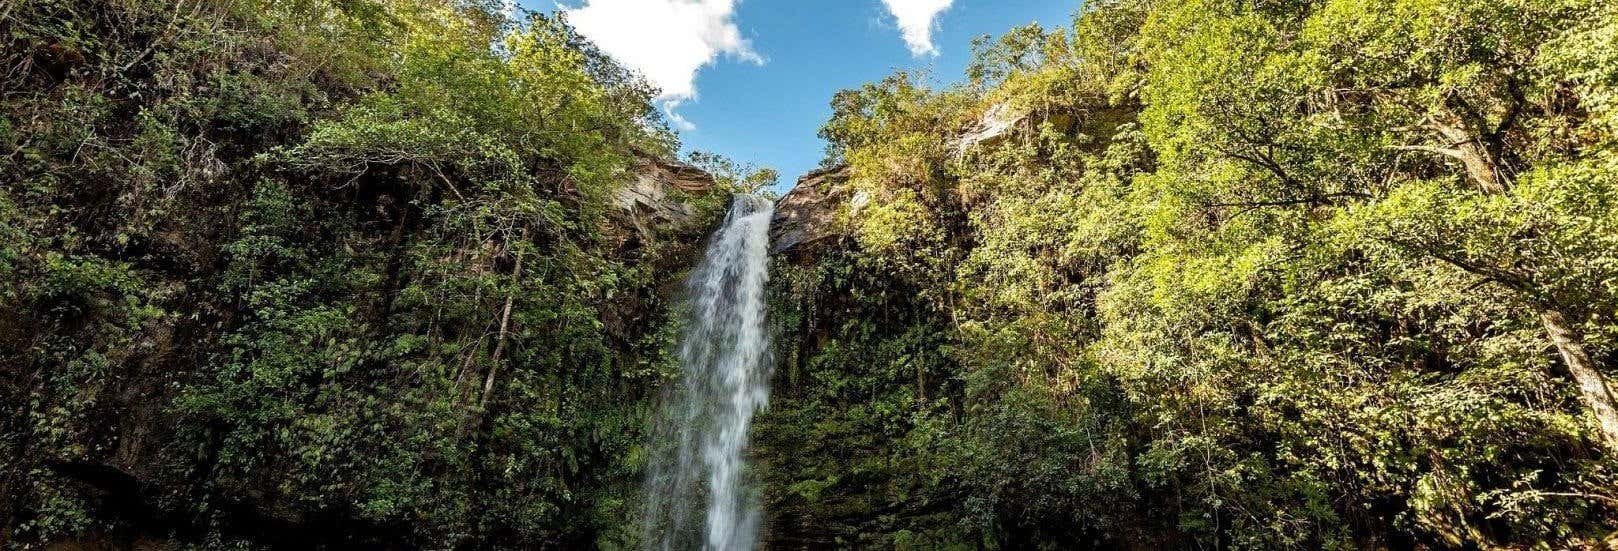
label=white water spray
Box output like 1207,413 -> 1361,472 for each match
644,195 -> 774,551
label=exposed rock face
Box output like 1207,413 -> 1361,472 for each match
953,103 -> 1022,156
600,155 -> 722,345
613,154 -> 718,241
949,102 -> 1078,158
770,165 -> 851,259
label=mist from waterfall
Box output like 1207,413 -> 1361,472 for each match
643,195 -> 775,551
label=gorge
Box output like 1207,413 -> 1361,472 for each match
6,0 -> 1618,549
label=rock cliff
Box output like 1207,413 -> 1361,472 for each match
613,154 -> 719,242
769,165 -> 851,260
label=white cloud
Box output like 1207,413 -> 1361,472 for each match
563,0 -> 762,130
880,0 -> 954,56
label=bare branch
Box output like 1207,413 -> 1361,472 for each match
1387,144 -> 1467,159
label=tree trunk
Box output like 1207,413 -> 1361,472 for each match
1417,117 -> 1512,194
1407,104 -> 1616,450
1402,123 -> 1618,450
479,252 -> 523,412
1540,309 -> 1618,451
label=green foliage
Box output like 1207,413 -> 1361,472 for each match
2,0 -> 713,547
7,0 -> 1618,547
768,0 -> 1618,547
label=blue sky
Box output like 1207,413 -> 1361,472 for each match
527,1 -> 1082,190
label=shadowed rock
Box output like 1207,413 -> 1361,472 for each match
769,165 -> 851,259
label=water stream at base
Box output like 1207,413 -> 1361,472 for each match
643,195 -> 775,551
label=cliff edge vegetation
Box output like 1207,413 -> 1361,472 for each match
0,1 -> 770,547
762,0 -> 1618,547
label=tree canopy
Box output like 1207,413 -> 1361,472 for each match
763,0 -> 1618,547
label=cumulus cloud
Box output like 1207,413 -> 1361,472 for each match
563,0 -> 762,130
880,0 -> 954,56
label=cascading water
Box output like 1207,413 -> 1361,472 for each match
643,195 -> 775,551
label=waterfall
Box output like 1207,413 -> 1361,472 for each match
644,195 -> 775,551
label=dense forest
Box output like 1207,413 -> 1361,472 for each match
5,0 -> 1618,549
2,0 -> 745,547
762,0 -> 1618,547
